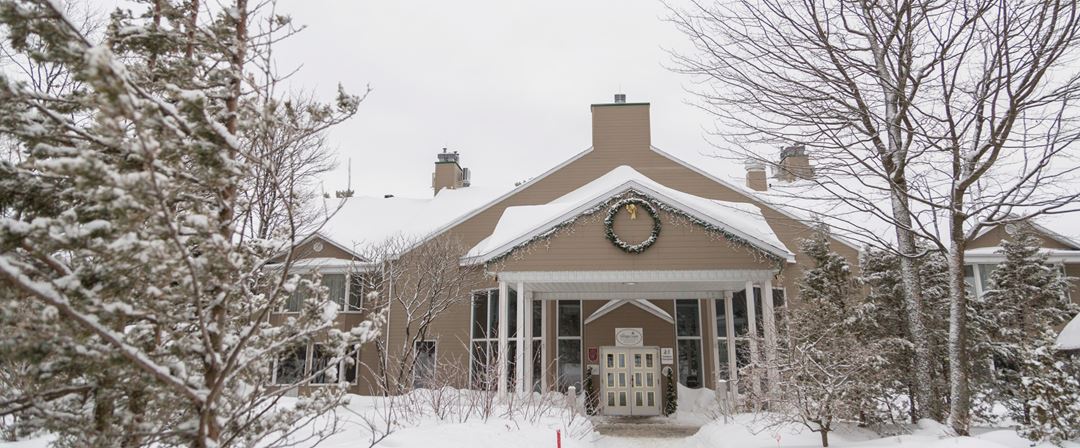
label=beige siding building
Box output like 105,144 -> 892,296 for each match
272,96 -> 1080,416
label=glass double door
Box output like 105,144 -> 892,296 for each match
599,347 -> 660,416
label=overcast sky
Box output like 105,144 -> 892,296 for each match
270,0 -> 741,199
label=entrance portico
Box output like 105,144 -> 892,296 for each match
493,269 -> 782,414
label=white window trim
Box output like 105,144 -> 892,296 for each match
556,300 -> 583,392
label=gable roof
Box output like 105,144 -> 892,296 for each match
462,165 -> 795,265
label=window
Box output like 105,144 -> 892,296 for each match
557,300 -> 582,392
470,288 -> 499,389
310,344 -> 361,385
977,264 -> 997,296
344,346 -> 359,384
277,344 -> 359,386
675,299 -> 703,388
531,300 -> 543,393
274,345 -> 307,384
324,274 -> 347,310
413,340 -> 437,389
348,274 -> 366,312
470,288 -> 542,391
310,344 -> 335,384
283,273 -> 367,313
717,287 -> 784,388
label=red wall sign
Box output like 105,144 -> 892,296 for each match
587,347 -> 598,363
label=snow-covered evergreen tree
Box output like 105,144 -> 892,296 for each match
0,1 -> 370,447
1017,330 -> 1080,445
969,227 -> 1076,427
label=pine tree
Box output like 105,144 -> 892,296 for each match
970,228 -> 1077,426
0,1 -> 369,446
1017,330 -> 1080,444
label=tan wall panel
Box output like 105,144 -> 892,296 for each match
286,236 -> 358,261
969,224 -> 1074,250
495,209 -> 777,272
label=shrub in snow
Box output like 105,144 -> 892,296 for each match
766,228 -> 890,447
583,366 -> 598,416
664,366 -> 678,416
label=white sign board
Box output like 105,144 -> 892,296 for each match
660,347 -> 674,365
615,328 -> 644,347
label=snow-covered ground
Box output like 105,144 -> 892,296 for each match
2,387 -> 1076,448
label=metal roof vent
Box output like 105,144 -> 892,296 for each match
613,93 -> 626,104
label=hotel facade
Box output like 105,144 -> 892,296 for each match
272,97 -> 1080,416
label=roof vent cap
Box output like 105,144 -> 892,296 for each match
744,159 -> 766,172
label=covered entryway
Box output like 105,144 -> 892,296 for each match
460,167 -> 799,414
600,346 -> 661,416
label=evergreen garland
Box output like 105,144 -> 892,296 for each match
664,366 -> 678,416
603,197 -> 661,253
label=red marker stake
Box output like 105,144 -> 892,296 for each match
557,429 -> 562,448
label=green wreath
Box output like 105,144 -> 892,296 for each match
604,197 -> 661,253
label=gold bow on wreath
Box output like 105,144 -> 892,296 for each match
626,203 -> 638,220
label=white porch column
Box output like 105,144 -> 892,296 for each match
724,291 -> 737,383
744,280 -> 761,397
523,287 -> 534,394
707,296 -> 720,390
515,281 -> 527,394
762,279 -> 778,396
497,280 -> 509,397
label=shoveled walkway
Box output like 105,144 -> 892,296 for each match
591,416 -> 704,448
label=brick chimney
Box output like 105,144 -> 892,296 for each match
591,94 -> 650,155
775,145 -> 814,182
432,148 -> 470,195
745,159 -> 768,191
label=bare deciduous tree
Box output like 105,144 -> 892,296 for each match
364,235 -> 484,395
668,0 -> 1080,433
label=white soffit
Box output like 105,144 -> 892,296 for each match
964,247 -> 1080,264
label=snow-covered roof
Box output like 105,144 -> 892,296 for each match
723,168 -> 1080,253
316,185 -> 512,254
463,165 -> 794,265
1057,314 -> 1080,352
